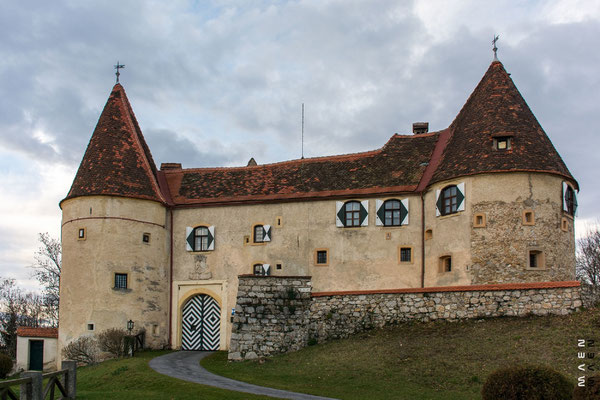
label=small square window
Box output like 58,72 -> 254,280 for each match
314,249 -> 329,266
87,323 -> 95,331
494,136 -> 512,150
114,273 -> 128,289
399,247 -> 412,263
522,210 -> 535,226
473,213 -> 486,228
276,263 -> 282,270
78,228 -> 86,240
527,250 -> 545,270
142,233 -> 150,243
439,256 -> 452,273
317,251 -> 328,264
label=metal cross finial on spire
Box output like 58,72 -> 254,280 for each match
492,35 -> 500,61
114,61 -> 125,83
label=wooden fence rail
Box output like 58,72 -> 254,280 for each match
0,360 -> 76,400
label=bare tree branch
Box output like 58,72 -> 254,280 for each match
30,232 -> 61,327
576,224 -> 600,287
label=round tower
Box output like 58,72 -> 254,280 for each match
58,84 -> 170,363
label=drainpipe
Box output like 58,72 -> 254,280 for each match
421,192 -> 425,288
168,208 -> 174,348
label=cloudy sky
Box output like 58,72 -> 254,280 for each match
1,0 -> 599,290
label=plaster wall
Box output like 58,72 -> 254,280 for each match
423,173 -> 575,286
16,337 -> 58,371
58,196 -> 170,364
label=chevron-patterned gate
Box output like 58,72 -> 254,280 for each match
181,294 -> 221,351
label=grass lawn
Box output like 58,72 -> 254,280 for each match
64,350 -> 272,400
202,308 -> 600,400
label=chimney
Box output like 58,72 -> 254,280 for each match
160,163 -> 182,170
412,122 -> 429,134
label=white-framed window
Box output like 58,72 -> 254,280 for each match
185,226 -> 215,251
436,183 -> 465,216
253,263 -> 271,276
252,224 -> 271,243
336,200 -> 368,227
376,198 -> 409,226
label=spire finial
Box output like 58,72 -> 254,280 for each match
114,61 -> 125,83
492,35 -> 500,61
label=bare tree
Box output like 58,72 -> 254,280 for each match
30,233 -> 61,326
576,225 -> 600,287
0,278 -> 45,357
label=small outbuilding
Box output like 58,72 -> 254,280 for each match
16,327 -> 58,371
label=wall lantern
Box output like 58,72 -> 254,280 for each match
127,319 -> 134,334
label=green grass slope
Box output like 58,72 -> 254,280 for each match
202,308 -> 600,400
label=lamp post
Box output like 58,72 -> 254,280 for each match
127,319 -> 134,335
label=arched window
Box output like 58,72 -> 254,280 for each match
344,201 -> 361,227
254,225 -> 264,243
383,200 -> 401,226
194,226 -> 210,251
564,185 -> 577,216
440,186 -> 458,215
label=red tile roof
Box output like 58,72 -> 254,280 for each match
312,280 -> 580,297
65,60 -> 578,207
431,61 -> 577,188
61,84 -> 165,206
160,132 -> 439,206
16,327 -> 58,338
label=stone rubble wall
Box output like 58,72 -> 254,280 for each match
228,275 -> 312,361
229,278 -> 582,360
580,283 -> 600,308
310,285 -> 582,343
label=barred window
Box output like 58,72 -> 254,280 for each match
114,273 -> 128,289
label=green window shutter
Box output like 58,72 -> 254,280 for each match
375,199 -> 384,226
263,225 -> 271,242
456,183 -> 465,212
360,200 -> 369,226
336,201 -> 345,227
435,189 -> 442,217
186,227 -> 194,251
207,226 -> 215,251
400,198 -> 409,225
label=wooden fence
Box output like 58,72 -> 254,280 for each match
0,360 -> 76,400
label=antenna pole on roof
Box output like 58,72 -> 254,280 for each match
492,35 -> 499,61
301,103 -> 305,159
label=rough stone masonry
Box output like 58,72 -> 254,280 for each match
229,277 -> 582,361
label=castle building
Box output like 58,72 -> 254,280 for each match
58,59 -> 578,357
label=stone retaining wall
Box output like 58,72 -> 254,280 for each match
229,279 -> 582,360
310,282 -> 582,343
228,275 -> 312,361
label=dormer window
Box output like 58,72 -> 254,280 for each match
493,136 -> 512,150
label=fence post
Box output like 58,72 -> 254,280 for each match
20,371 -> 42,400
61,360 -> 77,399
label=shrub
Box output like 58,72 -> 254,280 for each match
97,328 -> 127,358
61,336 -> 99,365
481,365 -> 573,400
0,352 -> 13,378
573,374 -> 600,400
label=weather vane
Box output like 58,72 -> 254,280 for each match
114,61 -> 125,83
492,35 -> 499,61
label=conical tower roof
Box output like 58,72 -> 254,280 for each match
62,84 -> 165,205
430,61 -> 577,188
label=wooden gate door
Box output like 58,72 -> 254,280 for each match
181,294 -> 220,351
29,340 -> 44,370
